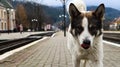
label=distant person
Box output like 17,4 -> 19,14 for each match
19,24 -> 23,34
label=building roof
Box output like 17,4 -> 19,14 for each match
0,0 -> 13,9
0,2 -> 4,7
110,17 -> 120,24
116,17 -> 120,24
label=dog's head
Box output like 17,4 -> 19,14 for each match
69,3 -> 105,49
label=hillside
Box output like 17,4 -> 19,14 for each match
41,5 -> 63,22
41,5 -> 120,24
10,0 -> 120,23
87,6 -> 120,21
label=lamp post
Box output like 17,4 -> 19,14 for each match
32,19 -> 38,31
63,0 -> 66,37
60,0 -> 68,37
59,14 -> 67,30
6,8 -> 10,34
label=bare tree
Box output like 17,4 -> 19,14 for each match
16,4 -> 29,30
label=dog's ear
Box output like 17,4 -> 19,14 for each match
69,3 -> 80,18
94,4 -> 105,19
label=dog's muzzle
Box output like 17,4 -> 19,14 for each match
81,39 -> 90,49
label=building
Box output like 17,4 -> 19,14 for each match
0,0 -> 15,32
109,17 -> 120,30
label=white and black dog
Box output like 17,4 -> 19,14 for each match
67,0 -> 105,67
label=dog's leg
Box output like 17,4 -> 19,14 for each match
98,60 -> 103,67
83,60 -> 87,67
72,55 -> 80,67
92,60 -> 103,67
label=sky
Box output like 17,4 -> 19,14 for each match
30,0 -> 120,10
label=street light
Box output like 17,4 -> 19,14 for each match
31,19 -> 38,31
59,14 -> 67,30
59,15 -> 62,18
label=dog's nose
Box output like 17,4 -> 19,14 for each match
83,39 -> 91,45
81,39 -> 91,49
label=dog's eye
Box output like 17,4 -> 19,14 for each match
90,26 -> 96,29
75,26 -> 84,36
89,26 -> 98,36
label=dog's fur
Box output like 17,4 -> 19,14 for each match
67,0 -> 105,67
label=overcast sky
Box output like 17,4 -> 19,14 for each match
30,0 -> 120,10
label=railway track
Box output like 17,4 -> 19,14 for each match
0,32 -> 54,55
103,33 -> 120,44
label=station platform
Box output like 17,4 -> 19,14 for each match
0,32 -> 120,67
0,31 -> 53,40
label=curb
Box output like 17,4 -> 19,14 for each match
103,40 -> 120,47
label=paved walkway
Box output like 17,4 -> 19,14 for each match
0,32 -> 120,67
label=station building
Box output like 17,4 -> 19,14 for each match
0,0 -> 15,32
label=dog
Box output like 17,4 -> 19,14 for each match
67,0 -> 105,67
